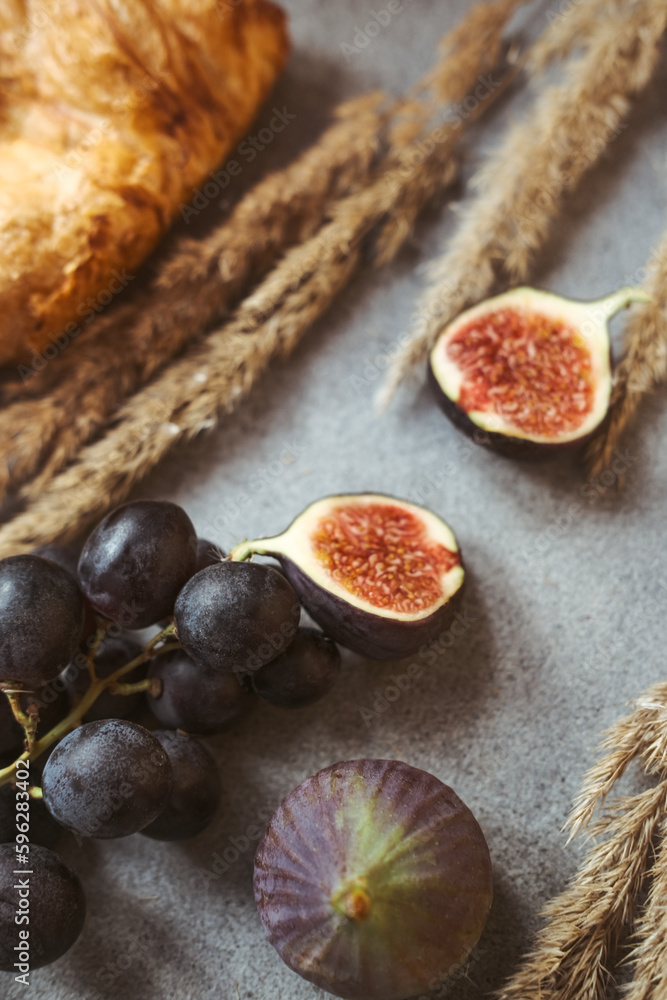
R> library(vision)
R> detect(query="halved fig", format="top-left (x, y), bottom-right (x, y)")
top-left (254, 758), bottom-right (493, 1000)
top-left (429, 285), bottom-right (650, 457)
top-left (230, 494), bottom-right (464, 660)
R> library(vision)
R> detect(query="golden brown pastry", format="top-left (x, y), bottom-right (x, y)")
top-left (0, 0), bottom-right (289, 367)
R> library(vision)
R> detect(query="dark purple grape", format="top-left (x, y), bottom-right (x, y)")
top-left (0, 685), bottom-right (70, 757)
top-left (42, 719), bottom-right (172, 838)
top-left (196, 537), bottom-right (225, 571)
top-left (141, 731), bottom-right (222, 841)
top-left (0, 843), bottom-right (85, 971)
top-left (174, 562), bottom-right (301, 676)
top-left (0, 555), bottom-right (84, 688)
top-left (78, 500), bottom-right (197, 629)
top-left (33, 543), bottom-right (99, 645)
top-left (156, 538), bottom-right (224, 628)
top-left (251, 628), bottom-right (341, 708)
top-left (66, 634), bottom-right (145, 724)
top-left (147, 649), bottom-right (254, 734)
top-left (33, 543), bottom-right (80, 579)
top-left (0, 765), bottom-right (62, 849)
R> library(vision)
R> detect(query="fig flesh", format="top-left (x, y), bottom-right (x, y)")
top-left (254, 758), bottom-right (492, 1000)
top-left (429, 286), bottom-right (650, 457)
top-left (230, 494), bottom-right (464, 659)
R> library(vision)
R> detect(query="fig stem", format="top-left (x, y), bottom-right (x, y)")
top-left (230, 539), bottom-right (271, 562)
top-left (587, 286), bottom-right (652, 322)
top-left (332, 880), bottom-right (372, 922)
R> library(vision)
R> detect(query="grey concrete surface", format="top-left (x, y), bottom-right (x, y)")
top-left (5, 0), bottom-right (667, 997)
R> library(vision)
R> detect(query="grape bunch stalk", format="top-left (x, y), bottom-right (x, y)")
top-left (0, 499), bottom-right (342, 973)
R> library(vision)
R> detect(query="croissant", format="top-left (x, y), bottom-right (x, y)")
top-left (0, 0), bottom-right (289, 367)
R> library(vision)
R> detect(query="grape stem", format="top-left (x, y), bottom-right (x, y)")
top-left (0, 622), bottom-right (180, 788)
top-left (0, 688), bottom-right (39, 753)
top-left (110, 675), bottom-right (165, 698)
top-left (86, 621), bottom-right (111, 682)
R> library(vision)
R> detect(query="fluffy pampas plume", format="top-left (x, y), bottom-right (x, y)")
top-left (381, 0), bottom-right (667, 405)
top-left (498, 681), bottom-right (667, 1000)
top-left (586, 231), bottom-right (667, 477)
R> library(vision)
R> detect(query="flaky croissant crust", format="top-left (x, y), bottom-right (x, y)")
top-left (0, 0), bottom-right (289, 366)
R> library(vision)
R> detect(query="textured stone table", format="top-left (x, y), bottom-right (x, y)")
top-left (6, 1), bottom-right (667, 997)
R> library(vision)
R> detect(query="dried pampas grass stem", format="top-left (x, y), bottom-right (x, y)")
top-left (498, 682), bottom-right (667, 1000)
top-left (586, 232), bottom-right (667, 477)
top-left (527, 0), bottom-right (635, 73)
top-left (498, 782), bottom-right (667, 1000)
top-left (567, 682), bottom-right (667, 837)
top-left (624, 825), bottom-right (667, 1000)
top-left (374, 0), bottom-right (523, 266)
top-left (382, 0), bottom-right (667, 403)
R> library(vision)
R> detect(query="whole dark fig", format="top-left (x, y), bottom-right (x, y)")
top-left (231, 494), bottom-right (464, 660)
top-left (429, 285), bottom-right (649, 458)
top-left (254, 758), bottom-right (492, 1000)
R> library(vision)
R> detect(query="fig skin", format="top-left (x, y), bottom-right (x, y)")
top-left (427, 286), bottom-right (651, 460)
top-left (427, 363), bottom-right (604, 460)
top-left (254, 758), bottom-right (493, 1000)
top-left (277, 554), bottom-right (464, 660)
top-left (230, 494), bottom-right (465, 661)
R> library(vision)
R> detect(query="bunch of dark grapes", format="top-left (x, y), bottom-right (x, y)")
top-left (0, 498), bottom-right (342, 973)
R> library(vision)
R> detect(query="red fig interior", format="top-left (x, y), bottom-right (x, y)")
top-left (429, 287), bottom-right (625, 445)
top-left (232, 495), bottom-right (465, 623)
